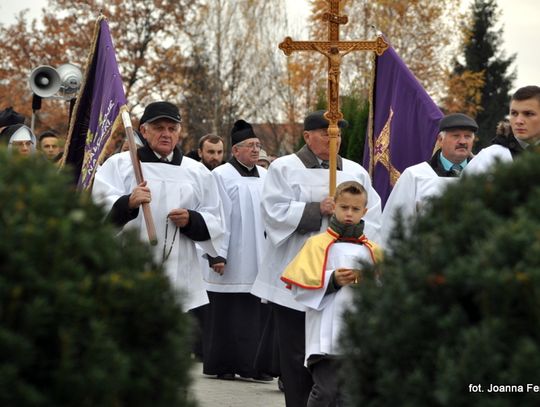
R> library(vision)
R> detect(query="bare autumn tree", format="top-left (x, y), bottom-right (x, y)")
top-left (281, 56), bottom-right (320, 123)
top-left (0, 0), bottom-right (199, 137)
top-left (442, 69), bottom-right (485, 116)
top-left (347, 0), bottom-right (462, 99)
top-left (274, 2), bottom-right (327, 127)
top-left (182, 0), bottom-right (289, 151)
top-left (177, 43), bottom-right (215, 152)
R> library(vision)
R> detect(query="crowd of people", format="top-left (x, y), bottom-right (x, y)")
top-left (0, 107), bottom-right (63, 161)
top-left (2, 84), bottom-right (539, 407)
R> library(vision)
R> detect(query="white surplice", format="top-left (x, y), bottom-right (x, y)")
top-left (250, 153), bottom-right (382, 311)
top-left (204, 163), bottom-right (267, 293)
top-left (290, 241), bottom-right (374, 364)
top-left (380, 161), bottom-right (457, 248)
top-left (462, 144), bottom-right (513, 175)
top-left (92, 151), bottom-right (225, 311)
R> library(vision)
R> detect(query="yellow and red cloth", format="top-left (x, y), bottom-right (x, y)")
top-left (281, 228), bottom-right (381, 290)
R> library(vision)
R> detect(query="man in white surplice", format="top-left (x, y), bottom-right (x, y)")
top-left (92, 101), bottom-right (224, 311)
top-left (380, 113), bottom-right (477, 248)
top-left (250, 110), bottom-right (382, 407)
top-left (201, 119), bottom-right (271, 381)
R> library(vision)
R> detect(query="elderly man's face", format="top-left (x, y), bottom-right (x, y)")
top-left (303, 128), bottom-right (341, 161)
top-left (510, 98), bottom-right (540, 144)
top-left (232, 137), bottom-right (261, 167)
top-left (439, 129), bottom-right (474, 163)
top-left (141, 119), bottom-right (181, 157)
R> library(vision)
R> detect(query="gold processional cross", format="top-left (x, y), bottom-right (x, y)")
top-left (279, 0), bottom-right (389, 195)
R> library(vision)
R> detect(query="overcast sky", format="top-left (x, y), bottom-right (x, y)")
top-left (1, 0), bottom-right (537, 92)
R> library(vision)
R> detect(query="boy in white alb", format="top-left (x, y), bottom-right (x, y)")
top-left (281, 181), bottom-right (382, 407)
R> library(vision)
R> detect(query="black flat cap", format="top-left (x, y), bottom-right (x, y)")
top-left (304, 110), bottom-right (348, 131)
top-left (0, 107), bottom-right (25, 128)
top-left (140, 101), bottom-right (182, 126)
top-left (231, 119), bottom-right (257, 146)
top-left (439, 113), bottom-right (478, 132)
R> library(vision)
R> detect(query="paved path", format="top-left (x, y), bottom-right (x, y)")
top-left (190, 362), bottom-right (285, 407)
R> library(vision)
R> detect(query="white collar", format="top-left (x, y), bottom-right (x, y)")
top-left (236, 158), bottom-right (255, 171)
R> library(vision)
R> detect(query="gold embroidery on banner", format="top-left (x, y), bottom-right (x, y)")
top-left (373, 108), bottom-right (401, 186)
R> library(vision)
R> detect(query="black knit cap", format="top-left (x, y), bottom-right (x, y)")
top-left (304, 110), bottom-right (348, 131)
top-left (140, 101), bottom-right (182, 126)
top-left (0, 107), bottom-right (25, 128)
top-left (231, 119), bottom-right (257, 146)
top-left (439, 113), bottom-right (478, 132)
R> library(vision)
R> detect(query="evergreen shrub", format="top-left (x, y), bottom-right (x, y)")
top-left (0, 151), bottom-right (194, 407)
top-left (342, 152), bottom-right (540, 407)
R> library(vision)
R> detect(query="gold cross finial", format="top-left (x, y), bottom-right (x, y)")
top-left (279, 0), bottom-right (389, 195)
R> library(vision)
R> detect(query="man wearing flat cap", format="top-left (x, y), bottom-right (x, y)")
top-left (464, 85), bottom-right (540, 174)
top-left (92, 101), bottom-right (225, 311)
top-left (202, 119), bottom-right (271, 381)
top-left (251, 110), bottom-right (382, 407)
top-left (380, 112), bottom-right (477, 248)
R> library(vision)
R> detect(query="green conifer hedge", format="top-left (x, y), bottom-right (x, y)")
top-left (0, 152), bottom-right (194, 407)
top-left (342, 152), bottom-right (540, 406)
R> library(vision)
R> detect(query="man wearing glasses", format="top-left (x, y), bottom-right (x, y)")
top-left (202, 120), bottom-right (272, 381)
top-left (2, 124), bottom-right (37, 156)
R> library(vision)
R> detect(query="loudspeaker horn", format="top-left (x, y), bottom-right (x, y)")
top-left (29, 65), bottom-right (61, 98)
top-left (56, 63), bottom-right (82, 99)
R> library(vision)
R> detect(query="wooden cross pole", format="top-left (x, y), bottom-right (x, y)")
top-left (279, 0), bottom-right (389, 195)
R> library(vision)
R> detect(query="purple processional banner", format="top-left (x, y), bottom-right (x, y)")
top-left (362, 45), bottom-right (443, 208)
top-left (62, 17), bottom-right (127, 190)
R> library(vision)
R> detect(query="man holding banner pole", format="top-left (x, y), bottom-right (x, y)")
top-left (92, 101), bottom-right (225, 311)
top-left (59, 16), bottom-right (224, 311)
